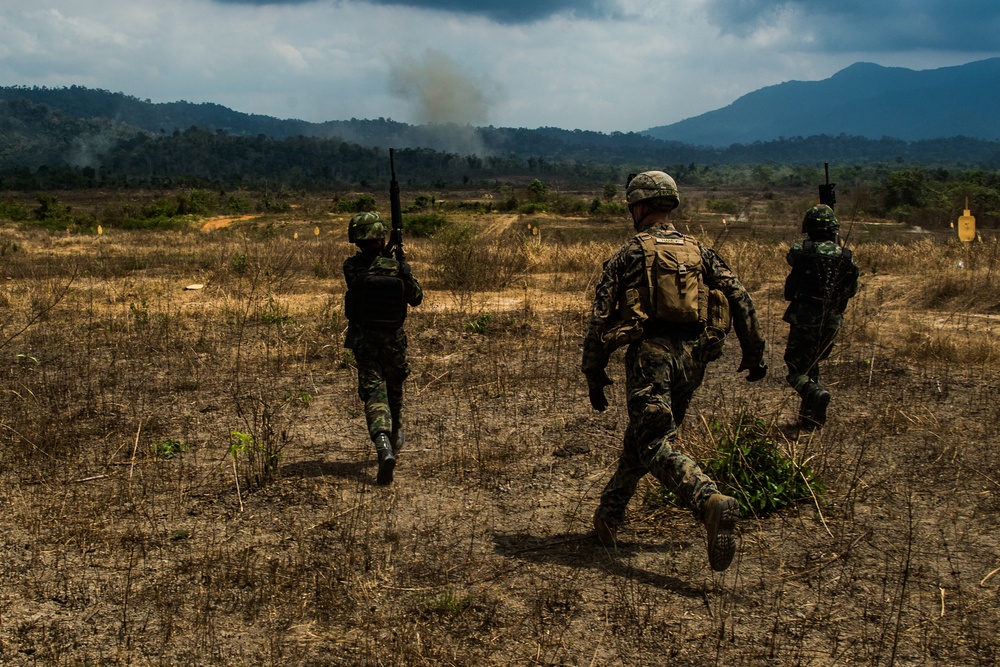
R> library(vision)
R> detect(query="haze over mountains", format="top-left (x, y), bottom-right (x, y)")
top-left (1, 57), bottom-right (1000, 173)
top-left (643, 58), bottom-right (1000, 147)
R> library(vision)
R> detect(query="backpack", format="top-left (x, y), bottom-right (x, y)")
top-left (604, 231), bottom-right (730, 351)
top-left (345, 260), bottom-right (408, 329)
top-left (785, 240), bottom-right (856, 311)
top-left (636, 231), bottom-right (708, 325)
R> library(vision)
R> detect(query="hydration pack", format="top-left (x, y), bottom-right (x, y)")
top-left (345, 264), bottom-right (408, 329)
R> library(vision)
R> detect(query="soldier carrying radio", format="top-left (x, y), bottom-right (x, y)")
top-left (782, 203), bottom-right (858, 430)
top-left (581, 170), bottom-right (767, 572)
top-left (343, 209), bottom-right (423, 485)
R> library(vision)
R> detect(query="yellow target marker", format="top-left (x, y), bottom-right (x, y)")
top-left (957, 198), bottom-right (976, 243)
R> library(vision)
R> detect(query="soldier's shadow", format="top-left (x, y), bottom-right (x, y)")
top-left (282, 459), bottom-right (369, 480)
top-left (492, 531), bottom-right (704, 597)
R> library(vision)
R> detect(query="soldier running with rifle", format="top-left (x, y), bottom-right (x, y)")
top-left (343, 149), bottom-right (422, 484)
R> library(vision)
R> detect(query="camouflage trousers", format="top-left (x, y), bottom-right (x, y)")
top-left (594, 336), bottom-right (720, 531)
top-left (352, 345), bottom-right (410, 441)
top-left (783, 323), bottom-right (840, 398)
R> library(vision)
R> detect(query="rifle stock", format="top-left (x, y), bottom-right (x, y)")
top-left (388, 148), bottom-right (404, 262)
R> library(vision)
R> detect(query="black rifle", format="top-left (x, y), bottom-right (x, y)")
top-left (386, 148), bottom-right (404, 262)
top-left (818, 162), bottom-right (836, 210)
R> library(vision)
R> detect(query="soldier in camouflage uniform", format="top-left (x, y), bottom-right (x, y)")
top-left (343, 212), bottom-right (423, 485)
top-left (582, 171), bottom-right (767, 572)
top-left (783, 204), bottom-right (859, 429)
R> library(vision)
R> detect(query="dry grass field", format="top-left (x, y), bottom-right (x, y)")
top-left (1, 190), bottom-right (998, 666)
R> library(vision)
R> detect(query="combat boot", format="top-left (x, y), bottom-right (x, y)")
top-left (703, 494), bottom-right (739, 572)
top-left (801, 387), bottom-right (831, 430)
top-left (390, 429), bottom-right (404, 455)
top-left (810, 388), bottom-right (831, 428)
top-left (593, 509), bottom-right (617, 547)
top-left (374, 433), bottom-right (396, 485)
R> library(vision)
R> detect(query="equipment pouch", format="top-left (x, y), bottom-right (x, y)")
top-left (706, 289), bottom-right (732, 333)
top-left (695, 325), bottom-right (727, 363)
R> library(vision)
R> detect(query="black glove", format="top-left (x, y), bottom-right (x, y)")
top-left (586, 370), bottom-right (613, 412)
top-left (399, 262), bottom-right (412, 277)
top-left (737, 358), bottom-right (767, 382)
top-left (589, 385), bottom-right (609, 411)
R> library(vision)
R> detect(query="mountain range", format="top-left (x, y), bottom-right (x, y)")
top-left (643, 58), bottom-right (1000, 147)
top-left (2, 57), bottom-right (1000, 174)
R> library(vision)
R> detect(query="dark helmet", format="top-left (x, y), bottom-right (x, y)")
top-left (348, 212), bottom-right (386, 244)
top-left (802, 204), bottom-right (839, 236)
top-left (625, 171), bottom-right (680, 211)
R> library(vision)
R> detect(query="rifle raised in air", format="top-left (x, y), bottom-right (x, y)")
top-left (386, 148), bottom-right (405, 262)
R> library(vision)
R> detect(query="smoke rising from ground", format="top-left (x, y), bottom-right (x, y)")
top-left (388, 48), bottom-right (501, 126)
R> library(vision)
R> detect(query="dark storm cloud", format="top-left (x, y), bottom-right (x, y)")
top-left (214, 0), bottom-right (616, 24)
top-left (705, 0), bottom-right (1000, 51)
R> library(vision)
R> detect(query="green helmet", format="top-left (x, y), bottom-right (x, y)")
top-left (348, 212), bottom-right (386, 243)
top-left (625, 171), bottom-right (680, 210)
top-left (802, 204), bottom-right (839, 236)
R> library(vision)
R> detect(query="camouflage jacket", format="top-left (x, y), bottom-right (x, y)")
top-left (343, 251), bottom-right (423, 350)
top-left (581, 223), bottom-right (765, 379)
top-left (783, 238), bottom-right (859, 327)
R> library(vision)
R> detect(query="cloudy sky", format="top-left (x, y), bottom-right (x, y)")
top-left (2, 0), bottom-right (998, 133)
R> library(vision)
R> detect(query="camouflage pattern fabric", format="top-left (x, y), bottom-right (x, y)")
top-left (582, 223), bottom-right (766, 524)
top-left (355, 345), bottom-right (409, 440)
top-left (782, 238), bottom-right (858, 399)
top-left (343, 251), bottom-right (423, 440)
top-left (594, 336), bottom-right (720, 530)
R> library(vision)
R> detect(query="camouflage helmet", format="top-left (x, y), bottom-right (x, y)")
top-left (802, 204), bottom-right (839, 235)
top-left (348, 212), bottom-right (386, 243)
top-left (625, 171), bottom-right (680, 210)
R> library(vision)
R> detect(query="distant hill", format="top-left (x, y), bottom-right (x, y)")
top-left (644, 58), bottom-right (1000, 147)
top-left (3, 82), bottom-right (1000, 183)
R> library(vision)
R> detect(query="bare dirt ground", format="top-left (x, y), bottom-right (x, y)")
top-left (0, 206), bottom-right (998, 666)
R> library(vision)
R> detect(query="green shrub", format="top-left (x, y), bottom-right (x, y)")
top-left (177, 189), bottom-right (219, 215)
top-left (0, 200), bottom-right (29, 221)
top-left (334, 194), bottom-right (377, 213)
top-left (702, 414), bottom-right (824, 515)
top-left (464, 312), bottom-right (492, 334)
top-left (404, 213), bottom-right (450, 237)
top-left (706, 199), bottom-right (742, 215)
top-left (519, 202), bottom-right (547, 215)
top-left (648, 413), bottom-right (824, 516)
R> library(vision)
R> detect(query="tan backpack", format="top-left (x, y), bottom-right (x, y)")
top-left (603, 232), bottom-right (731, 351)
top-left (636, 232), bottom-right (707, 324)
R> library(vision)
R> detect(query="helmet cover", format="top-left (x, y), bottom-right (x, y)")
top-left (802, 204), bottom-right (839, 235)
top-left (348, 211), bottom-right (387, 243)
top-left (626, 171), bottom-right (680, 210)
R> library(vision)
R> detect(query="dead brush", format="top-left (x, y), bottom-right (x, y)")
top-left (2, 202), bottom-right (1000, 665)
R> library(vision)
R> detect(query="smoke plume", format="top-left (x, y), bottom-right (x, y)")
top-left (388, 48), bottom-right (501, 126)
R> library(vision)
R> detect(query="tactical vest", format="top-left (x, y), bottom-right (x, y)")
top-left (786, 240), bottom-right (855, 310)
top-left (345, 259), bottom-right (408, 329)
